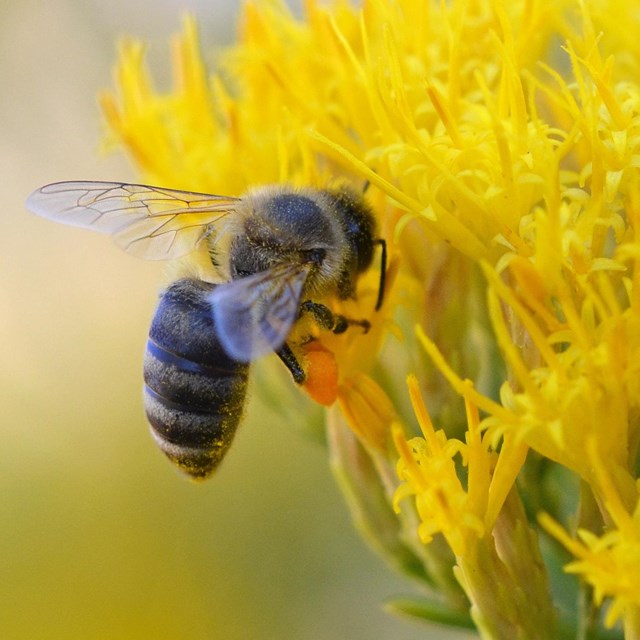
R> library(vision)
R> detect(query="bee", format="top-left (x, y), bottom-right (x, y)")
top-left (26, 181), bottom-right (386, 479)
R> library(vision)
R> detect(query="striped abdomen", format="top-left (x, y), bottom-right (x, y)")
top-left (143, 278), bottom-right (249, 480)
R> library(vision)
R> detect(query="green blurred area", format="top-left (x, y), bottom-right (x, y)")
top-left (0, 1), bottom-right (475, 638)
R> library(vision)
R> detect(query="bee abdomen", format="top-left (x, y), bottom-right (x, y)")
top-left (143, 279), bottom-right (249, 480)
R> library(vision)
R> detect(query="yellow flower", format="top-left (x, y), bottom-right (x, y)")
top-left (393, 377), bottom-right (487, 557)
top-left (540, 432), bottom-right (640, 629)
top-left (392, 377), bottom-right (555, 636)
top-left (99, 0), bottom-right (640, 636)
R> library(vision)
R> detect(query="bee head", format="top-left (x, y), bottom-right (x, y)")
top-left (323, 188), bottom-right (377, 299)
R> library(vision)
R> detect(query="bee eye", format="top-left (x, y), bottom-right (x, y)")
top-left (303, 248), bottom-right (326, 265)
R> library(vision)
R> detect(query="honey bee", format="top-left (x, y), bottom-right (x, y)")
top-left (26, 181), bottom-right (386, 479)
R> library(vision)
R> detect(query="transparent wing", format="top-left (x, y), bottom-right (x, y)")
top-left (26, 181), bottom-right (241, 260)
top-left (208, 264), bottom-right (310, 362)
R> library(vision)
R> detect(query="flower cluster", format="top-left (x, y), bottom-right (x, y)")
top-left (101, 1), bottom-right (640, 637)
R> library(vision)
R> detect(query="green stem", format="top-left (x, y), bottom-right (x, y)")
top-left (456, 488), bottom-right (556, 639)
top-left (625, 606), bottom-right (640, 640)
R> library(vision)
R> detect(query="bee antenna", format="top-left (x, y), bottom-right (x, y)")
top-left (374, 238), bottom-right (387, 311)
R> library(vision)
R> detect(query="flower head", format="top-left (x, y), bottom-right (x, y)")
top-left (393, 377), bottom-right (488, 557)
top-left (101, 1), bottom-right (640, 636)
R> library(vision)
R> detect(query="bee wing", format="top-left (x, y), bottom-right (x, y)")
top-left (208, 264), bottom-right (310, 362)
top-left (26, 181), bottom-right (241, 260)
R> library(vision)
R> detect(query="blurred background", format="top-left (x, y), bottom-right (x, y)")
top-left (1, 1), bottom-right (475, 638)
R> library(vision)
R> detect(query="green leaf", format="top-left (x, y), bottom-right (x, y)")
top-left (385, 595), bottom-right (475, 630)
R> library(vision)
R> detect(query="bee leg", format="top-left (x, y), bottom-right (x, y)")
top-left (276, 343), bottom-right (306, 385)
top-left (299, 300), bottom-right (370, 334)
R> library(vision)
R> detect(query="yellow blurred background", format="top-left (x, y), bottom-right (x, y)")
top-left (1, 1), bottom-right (474, 638)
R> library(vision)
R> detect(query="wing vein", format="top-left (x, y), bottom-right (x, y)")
top-left (26, 180), bottom-right (240, 260)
